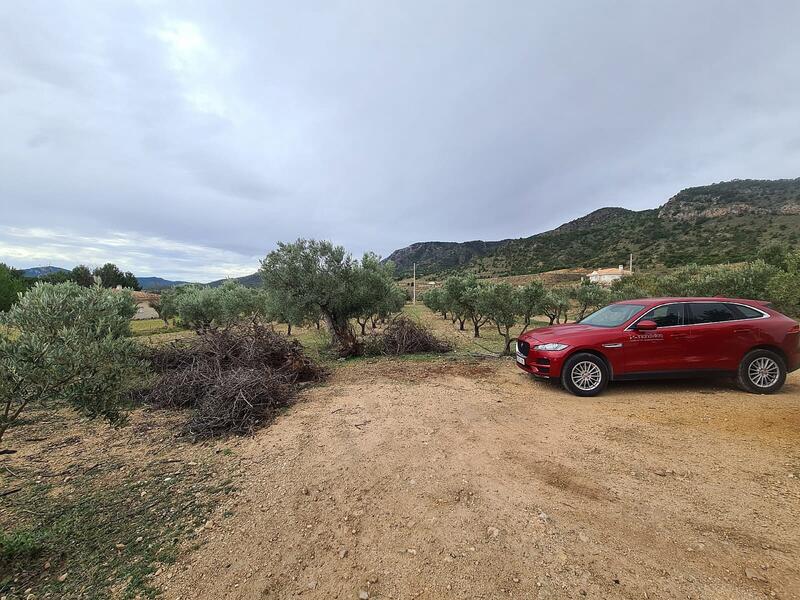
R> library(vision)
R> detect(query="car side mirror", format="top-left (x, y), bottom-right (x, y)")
top-left (636, 320), bottom-right (657, 331)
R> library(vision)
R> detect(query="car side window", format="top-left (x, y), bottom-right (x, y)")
top-left (688, 302), bottom-right (736, 325)
top-left (639, 303), bottom-right (684, 327)
top-left (725, 303), bottom-right (764, 320)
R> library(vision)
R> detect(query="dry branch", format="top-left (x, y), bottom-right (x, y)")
top-left (136, 323), bottom-right (327, 438)
top-left (364, 316), bottom-right (453, 356)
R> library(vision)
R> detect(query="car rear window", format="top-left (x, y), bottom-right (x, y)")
top-left (638, 303), bottom-right (684, 327)
top-left (725, 303), bottom-right (764, 320)
top-left (688, 302), bottom-right (736, 325)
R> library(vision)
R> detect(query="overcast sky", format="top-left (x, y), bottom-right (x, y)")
top-left (1, 1), bottom-right (799, 281)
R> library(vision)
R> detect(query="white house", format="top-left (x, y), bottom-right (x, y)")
top-left (588, 265), bottom-right (631, 285)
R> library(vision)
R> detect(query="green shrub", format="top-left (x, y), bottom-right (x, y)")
top-left (0, 283), bottom-right (145, 444)
top-left (161, 282), bottom-right (266, 332)
top-left (0, 263), bottom-right (28, 312)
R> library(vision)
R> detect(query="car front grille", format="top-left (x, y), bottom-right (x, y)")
top-left (517, 340), bottom-right (530, 356)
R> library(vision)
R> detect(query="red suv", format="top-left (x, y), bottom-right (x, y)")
top-left (516, 298), bottom-right (800, 396)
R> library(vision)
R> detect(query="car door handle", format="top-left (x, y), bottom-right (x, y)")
top-left (672, 332), bottom-right (689, 339)
top-left (734, 328), bottom-right (750, 334)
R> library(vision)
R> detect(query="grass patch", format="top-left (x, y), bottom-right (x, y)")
top-left (0, 530), bottom-right (45, 561)
top-left (130, 319), bottom-right (185, 337)
top-left (129, 304), bottom-right (551, 363)
top-left (276, 304), bottom-right (549, 360)
top-left (402, 303), bottom-right (549, 356)
top-left (0, 458), bottom-right (234, 599)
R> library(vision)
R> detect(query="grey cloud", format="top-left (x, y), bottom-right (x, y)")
top-left (1, 1), bottom-right (799, 280)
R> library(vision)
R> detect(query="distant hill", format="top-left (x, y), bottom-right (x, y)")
top-left (137, 276), bottom-right (191, 290)
top-left (382, 240), bottom-right (506, 277)
top-left (385, 178), bottom-right (800, 277)
top-left (20, 267), bottom-right (190, 289)
top-left (22, 266), bottom-right (69, 278)
top-left (207, 272), bottom-right (262, 288)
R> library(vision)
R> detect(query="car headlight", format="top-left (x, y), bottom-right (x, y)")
top-left (533, 343), bottom-right (568, 351)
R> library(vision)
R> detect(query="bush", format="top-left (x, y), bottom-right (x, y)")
top-left (138, 323), bottom-right (327, 438)
top-left (162, 282), bottom-right (266, 332)
top-left (363, 317), bottom-right (452, 356)
top-left (0, 283), bottom-right (144, 445)
top-left (767, 250), bottom-right (800, 315)
top-left (0, 263), bottom-right (28, 312)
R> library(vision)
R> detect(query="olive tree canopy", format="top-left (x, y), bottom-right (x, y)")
top-left (0, 283), bottom-right (144, 446)
top-left (260, 239), bottom-right (404, 355)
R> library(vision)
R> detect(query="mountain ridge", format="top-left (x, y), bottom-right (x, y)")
top-left (385, 178), bottom-right (800, 277)
top-left (15, 178), bottom-right (800, 287)
top-left (22, 266), bottom-right (69, 278)
top-left (20, 267), bottom-right (191, 290)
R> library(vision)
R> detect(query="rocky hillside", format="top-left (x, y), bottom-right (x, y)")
top-left (386, 178), bottom-right (800, 277)
top-left (552, 207), bottom-right (634, 234)
top-left (382, 240), bottom-right (506, 276)
top-left (207, 272), bottom-right (263, 288)
top-left (22, 266), bottom-right (69, 278)
top-left (658, 178), bottom-right (800, 221)
top-left (137, 276), bottom-right (190, 290)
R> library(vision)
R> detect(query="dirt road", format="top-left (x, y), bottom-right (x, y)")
top-left (161, 359), bottom-right (800, 599)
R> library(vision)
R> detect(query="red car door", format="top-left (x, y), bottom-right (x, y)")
top-left (685, 302), bottom-right (750, 371)
top-left (623, 302), bottom-right (692, 374)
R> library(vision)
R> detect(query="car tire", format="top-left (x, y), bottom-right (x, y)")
top-left (561, 353), bottom-right (609, 397)
top-left (736, 349), bottom-right (786, 394)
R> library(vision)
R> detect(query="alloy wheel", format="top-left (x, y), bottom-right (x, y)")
top-left (571, 360), bottom-right (602, 391)
top-left (748, 357), bottom-right (780, 389)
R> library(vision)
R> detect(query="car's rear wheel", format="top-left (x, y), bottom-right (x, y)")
top-left (737, 349), bottom-right (786, 394)
top-left (561, 353), bottom-right (609, 397)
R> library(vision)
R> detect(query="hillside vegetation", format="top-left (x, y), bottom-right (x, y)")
top-left (386, 178), bottom-right (800, 277)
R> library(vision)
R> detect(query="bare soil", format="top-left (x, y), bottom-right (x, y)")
top-left (158, 359), bottom-right (800, 600)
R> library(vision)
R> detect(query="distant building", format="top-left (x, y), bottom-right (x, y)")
top-left (587, 265), bottom-right (631, 285)
top-left (128, 291), bottom-right (159, 320)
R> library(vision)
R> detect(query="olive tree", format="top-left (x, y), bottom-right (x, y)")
top-left (373, 283), bottom-right (406, 328)
top-left (650, 261), bottom-right (778, 299)
top-left (422, 288), bottom-right (447, 319)
top-left (477, 283), bottom-right (520, 355)
top-left (609, 275), bottom-right (651, 301)
top-left (264, 286), bottom-right (314, 335)
top-left (260, 240), bottom-right (402, 356)
top-left (460, 275), bottom-right (491, 338)
top-left (442, 276), bottom-right (468, 331)
top-left (166, 282), bottom-right (265, 332)
top-left (573, 280), bottom-right (611, 321)
top-left (541, 288), bottom-right (570, 324)
top-left (516, 280), bottom-right (545, 335)
top-left (0, 283), bottom-right (144, 446)
top-left (353, 254), bottom-right (404, 335)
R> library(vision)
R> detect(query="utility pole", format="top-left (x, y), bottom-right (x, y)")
top-left (412, 263), bottom-right (416, 305)
top-left (629, 253), bottom-right (633, 273)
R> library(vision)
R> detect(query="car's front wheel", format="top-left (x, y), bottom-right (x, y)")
top-left (561, 353), bottom-right (609, 397)
top-left (737, 349), bottom-right (786, 394)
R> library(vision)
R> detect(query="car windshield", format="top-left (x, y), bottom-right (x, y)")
top-left (580, 303), bottom-right (645, 328)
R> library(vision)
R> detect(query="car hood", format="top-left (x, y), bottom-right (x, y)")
top-left (520, 324), bottom-right (605, 344)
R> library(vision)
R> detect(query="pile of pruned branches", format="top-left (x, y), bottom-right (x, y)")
top-left (363, 316), bottom-right (453, 356)
top-left (138, 323), bottom-right (327, 438)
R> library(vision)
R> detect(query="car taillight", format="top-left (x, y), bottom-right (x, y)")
top-left (790, 324), bottom-right (800, 334)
